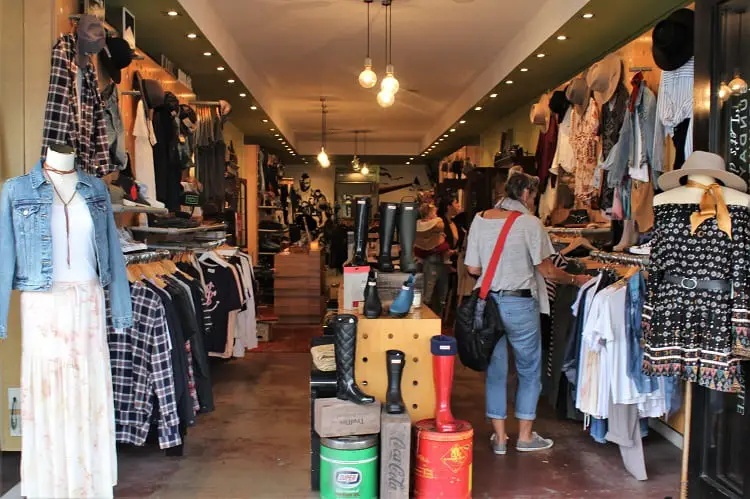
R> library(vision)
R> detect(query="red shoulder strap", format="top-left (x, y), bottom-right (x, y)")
top-left (479, 211), bottom-right (522, 300)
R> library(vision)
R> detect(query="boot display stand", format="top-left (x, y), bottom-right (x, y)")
top-left (274, 248), bottom-right (326, 324)
top-left (338, 306), bottom-right (441, 423)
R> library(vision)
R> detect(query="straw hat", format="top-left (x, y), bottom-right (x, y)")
top-left (565, 77), bottom-right (590, 117)
top-left (586, 54), bottom-right (622, 106)
top-left (529, 93), bottom-right (552, 133)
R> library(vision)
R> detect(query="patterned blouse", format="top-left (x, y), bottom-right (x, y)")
top-left (570, 98), bottom-right (601, 204)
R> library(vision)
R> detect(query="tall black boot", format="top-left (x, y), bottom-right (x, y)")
top-left (385, 350), bottom-right (406, 414)
top-left (398, 202), bottom-right (418, 273)
top-left (378, 202), bottom-right (398, 272)
top-left (351, 197), bottom-right (370, 266)
top-left (332, 314), bottom-right (375, 404)
top-left (363, 269), bottom-right (382, 319)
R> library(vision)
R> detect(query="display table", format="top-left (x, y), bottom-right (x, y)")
top-left (339, 307), bottom-right (441, 423)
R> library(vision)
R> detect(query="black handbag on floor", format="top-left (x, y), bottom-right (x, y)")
top-left (455, 211), bottom-right (521, 371)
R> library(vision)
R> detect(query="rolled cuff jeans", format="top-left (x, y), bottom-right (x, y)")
top-left (486, 295), bottom-right (542, 421)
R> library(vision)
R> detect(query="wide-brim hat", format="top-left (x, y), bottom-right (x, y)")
top-left (529, 93), bottom-right (551, 133)
top-left (98, 37), bottom-right (136, 84)
top-left (652, 8), bottom-right (694, 71)
top-left (658, 151), bottom-right (747, 192)
top-left (549, 88), bottom-right (570, 119)
top-left (566, 77), bottom-right (590, 117)
top-left (586, 54), bottom-right (622, 106)
top-left (133, 71), bottom-right (165, 111)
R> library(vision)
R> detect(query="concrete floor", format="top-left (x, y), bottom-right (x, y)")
top-left (110, 347), bottom-right (681, 498)
top-left (1, 343), bottom-right (681, 498)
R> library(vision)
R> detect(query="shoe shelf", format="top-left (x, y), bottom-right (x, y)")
top-left (345, 306), bottom-right (441, 424)
top-left (112, 205), bottom-right (169, 215)
top-left (130, 223), bottom-right (227, 235)
top-left (146, 238), bottom-right (228, 251)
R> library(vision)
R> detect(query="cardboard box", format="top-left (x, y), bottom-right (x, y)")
top-left (343, 265), bottom-right (370, 310)
top-left (314, 398), bottom-right (381, 438)
top-left (257, 322), bottom-right (273, 342)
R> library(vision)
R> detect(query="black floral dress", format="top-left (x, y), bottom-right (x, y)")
top-left (642, 203), bottom-right (749, 392)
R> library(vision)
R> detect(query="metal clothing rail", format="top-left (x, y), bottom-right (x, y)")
top-left (545, 226), bottom-right (611, 236)
top-left (589, 250), bottom-right (649, 267)
top-left (124, 249), bottom-right (171, 265)
top-left (190, 101), bottom-right (221, 106)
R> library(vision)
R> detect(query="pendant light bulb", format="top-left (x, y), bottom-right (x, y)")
top-left (361, 164), bottom-right (370, 176)
top-left (730, 75), bottom-right (748, 94)
top-left (318, 147), bottom-right (330, 168)
top-left (381, 64), bottom-right (400, 95)
top-left (720, 81), bottom-right (733, 101)
top-left (377, 89), bottom-right (395, 108)
top-left (359, 59), bottom-right (377, 89)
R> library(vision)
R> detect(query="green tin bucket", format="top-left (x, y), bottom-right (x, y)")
top-left (320, 434), bottom-right (378, 499)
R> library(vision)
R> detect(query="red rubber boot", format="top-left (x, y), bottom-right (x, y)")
top-left (432, 335), bottom-right (458, 433)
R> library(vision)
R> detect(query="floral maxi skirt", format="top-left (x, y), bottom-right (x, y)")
top-left (20, 281), bottom-right (117, 499)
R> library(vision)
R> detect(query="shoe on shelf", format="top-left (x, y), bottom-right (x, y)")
top-left (389, 274), bottom-right (416, 318)
top-left (629, 239), bottom-right (653, 255)
top-left (118, 227), bottom-right (147, 254)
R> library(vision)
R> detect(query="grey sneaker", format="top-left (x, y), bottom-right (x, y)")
top-left (490, 433), bottom-right (508, 455)
top-left (516, 432), bottom-right (554, 452)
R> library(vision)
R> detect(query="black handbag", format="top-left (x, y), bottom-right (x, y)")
top-left (455, 211), bottom-right (521, 371)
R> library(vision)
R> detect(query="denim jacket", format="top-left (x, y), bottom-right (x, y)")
top-left (102, 84), bottom-right (128, 171)
top-left (0, 161), bottom-right (133, 337)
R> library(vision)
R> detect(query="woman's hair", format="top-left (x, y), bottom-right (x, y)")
top-left (436, 193), bottom-right (457, 218)
top-left (505, 172), bottom-right (540, 201)
top-left (419, 202), bottom-right (437, 219)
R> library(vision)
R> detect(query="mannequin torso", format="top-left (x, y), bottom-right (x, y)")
top-left (45, 146), bottom-right (82, 205)
top-left (654, 174), bottom-right (750, 207)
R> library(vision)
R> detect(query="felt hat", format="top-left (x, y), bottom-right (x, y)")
top-left (658, 151), bottom-right (747, 192)
top-left (75, 15), bottom-right (106, 68)
top-left (549, 89), bottom-right (570, 119)
top-left (98, 36), bottom-right (136, 84)
top-left (565, 77), bottom-right (591, 117)
top-left (652, 8), bottom-right (694, 71)
top-left (586, 54), bottom-right (623, 106)
top-left (529, 93), bottom-right (552, 133)
top-left (133, 71), bottom-right (165, 111)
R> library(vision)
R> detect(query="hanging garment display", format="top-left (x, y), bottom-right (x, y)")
top-left (570, 96), bottom-right (601, 205)
top-left (152, 92), bottom-right (183, 212)
top-left (41, 33), bottom-right (112, 176)
top-left (643, 152), bottom-right (749, 392)
top-left (531, 94), bottom-right (558, 186)
top-left (653, 58), bottom-right (694, 173)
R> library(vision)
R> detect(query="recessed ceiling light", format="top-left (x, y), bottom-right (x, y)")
top-left (505, 80), bottom-right (513, 85)
top-left (490, 93), bottom-right (498, 98)
top-left (433, 142), bottom-right (439, 145)
top-left (250, 106), bottom-right (258, 110)
top-left (421, 153), bottom-right (427, 156)
top-left (239, 93), bottom-right (247, 98)
top-left (459, 120), bottom-right (467, 124)
top-left (187, 33), bottom-right (198, 39)
top-left (270, 128), bottom-right (275, 131)
top-left (274, 134), bottom-right (280, 137)
top-left (439, 139), bottom-right (444, 142)
top-left (409, 157), bottom-right (414, 160)
top-left (227, 79), bottom-right (235, 83)
top-left (557, 35), bottom-right (568, 41)
top-left (582, 13), bottom-right (594, 19)
top-left (443, 134), bottom-right (449, 138)
top-left (405, 161), bottom-right (410, 165)
top-left (167, 10), bottom-right (179, 17)
top-left (203, 52), bottom-right (212, 57)
top-left (536, 53), bottom-right (545, 58)
top-left (217, 66), bottom-right (225, 71)
top-left (262, 119), bottom-right (268, 123)
top-left (520, 68), bottom-right (529, 72)
top-left (449, 128), bottom-right (456, 132)
top-left (474, 106), bottom-right (483, 111)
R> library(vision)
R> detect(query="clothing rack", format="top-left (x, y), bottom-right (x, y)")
top-left (191, 101), bottom-right (221, 106)
top-left (146, 238), bottom-right (228, 251)
top-left (121, 90), bottom-right (142, 96)
top-left (545, 226), bottom-right (611, 236)
top-left (124, 249), bottom-right (171, 265)
top-left (589, 250), bottom-right (649, 267)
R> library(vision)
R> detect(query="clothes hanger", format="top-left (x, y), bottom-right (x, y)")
top-left (199, 249), bottom-right (230, 267)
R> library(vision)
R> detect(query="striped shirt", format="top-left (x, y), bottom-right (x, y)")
top-left (653, 57), bottom-right (694, 172)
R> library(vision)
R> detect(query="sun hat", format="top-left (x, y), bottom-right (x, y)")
top-left (586, 54), bottom-right (622, 106)
top-left (658, 151), bottom-right (747, 192)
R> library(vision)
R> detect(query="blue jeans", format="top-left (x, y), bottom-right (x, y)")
top-left (486, 295), bottom-right (542, 421)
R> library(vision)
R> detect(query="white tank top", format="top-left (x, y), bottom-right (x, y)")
top-left (51, 195), bottom-right (98, 282)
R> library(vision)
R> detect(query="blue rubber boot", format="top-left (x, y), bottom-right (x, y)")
top-left (389, 274), bottom-right (416, 318)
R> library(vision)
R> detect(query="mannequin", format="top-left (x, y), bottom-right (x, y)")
top-left (45, 144), bottom-right (78, 201)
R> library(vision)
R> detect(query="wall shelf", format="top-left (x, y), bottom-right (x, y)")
top-left (130, 223), bottom-right (226, 235)
top-left (112, 205), bottom-right (169, 215)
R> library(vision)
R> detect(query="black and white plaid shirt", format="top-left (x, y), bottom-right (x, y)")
top-left (108, 282), bottom-right (182, 449)
top-left (41, 34), bottom-right (112, 176)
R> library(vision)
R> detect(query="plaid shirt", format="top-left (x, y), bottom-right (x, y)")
top-left (42, 34), bottom-right (112, 176)
top-left (108, 282), bottom-right (182, 449)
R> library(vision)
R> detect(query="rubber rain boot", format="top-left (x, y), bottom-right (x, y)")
top-left (352, 197), bottom-right (371, 266)
top-left (398, 202), bottom-right (418, 273)
top-left (385, 350), bottom-right (407, 414)
top-left (332, 314), bottom-right (375, 404)
top-left (432, 335), bottom-right (458, 432)
top-left (378, 202), bottom-right (399, 272)
top-left (363, 269), bottom-right (382, 319)
top-left (389, 274), bottom-right (415, 318)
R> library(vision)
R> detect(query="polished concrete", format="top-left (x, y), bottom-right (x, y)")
top-left (1, 332), bottom-right (681, 498)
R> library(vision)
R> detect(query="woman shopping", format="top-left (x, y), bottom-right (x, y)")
top-left (464, 172), bottom-right (590, 455)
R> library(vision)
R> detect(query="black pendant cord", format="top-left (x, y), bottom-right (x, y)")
top-left (388, 3), bottom-right (392, 67)
top-left (48, 179), bottom-right (77, 268)
top-left (366, 1), bottom-right (371, 59)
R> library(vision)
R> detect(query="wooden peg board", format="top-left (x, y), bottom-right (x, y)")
top-left (351, 307), bottom-right (441, 423)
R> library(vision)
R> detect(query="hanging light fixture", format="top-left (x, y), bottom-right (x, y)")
top-left (352, 131), bottom-right (362, 171)
top-left (380, 0), bottom-right (399, 96)
top-left (317, 98), bottom-right (331, 168)
top-left (358, 0), bottom-right (378, 88)
top-left (730, 10), bottom-right (748, 94)
top-left (361, 132), bottom-right (370, 175)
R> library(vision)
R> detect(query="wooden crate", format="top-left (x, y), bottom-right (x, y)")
top-left (274, 249), bottom-right (325, 324)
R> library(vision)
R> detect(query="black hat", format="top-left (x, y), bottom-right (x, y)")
top-left (652, 8), bottom-right (694, 71)
top-left (98, 37), bottom-right (135, 84)
top-left (133, 71), bottom-right (165, 110)
top-left (548, 88), bottom-right (570, 119)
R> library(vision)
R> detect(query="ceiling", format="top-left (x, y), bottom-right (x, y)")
top-left (109, 0), bottom-right (688, 165)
